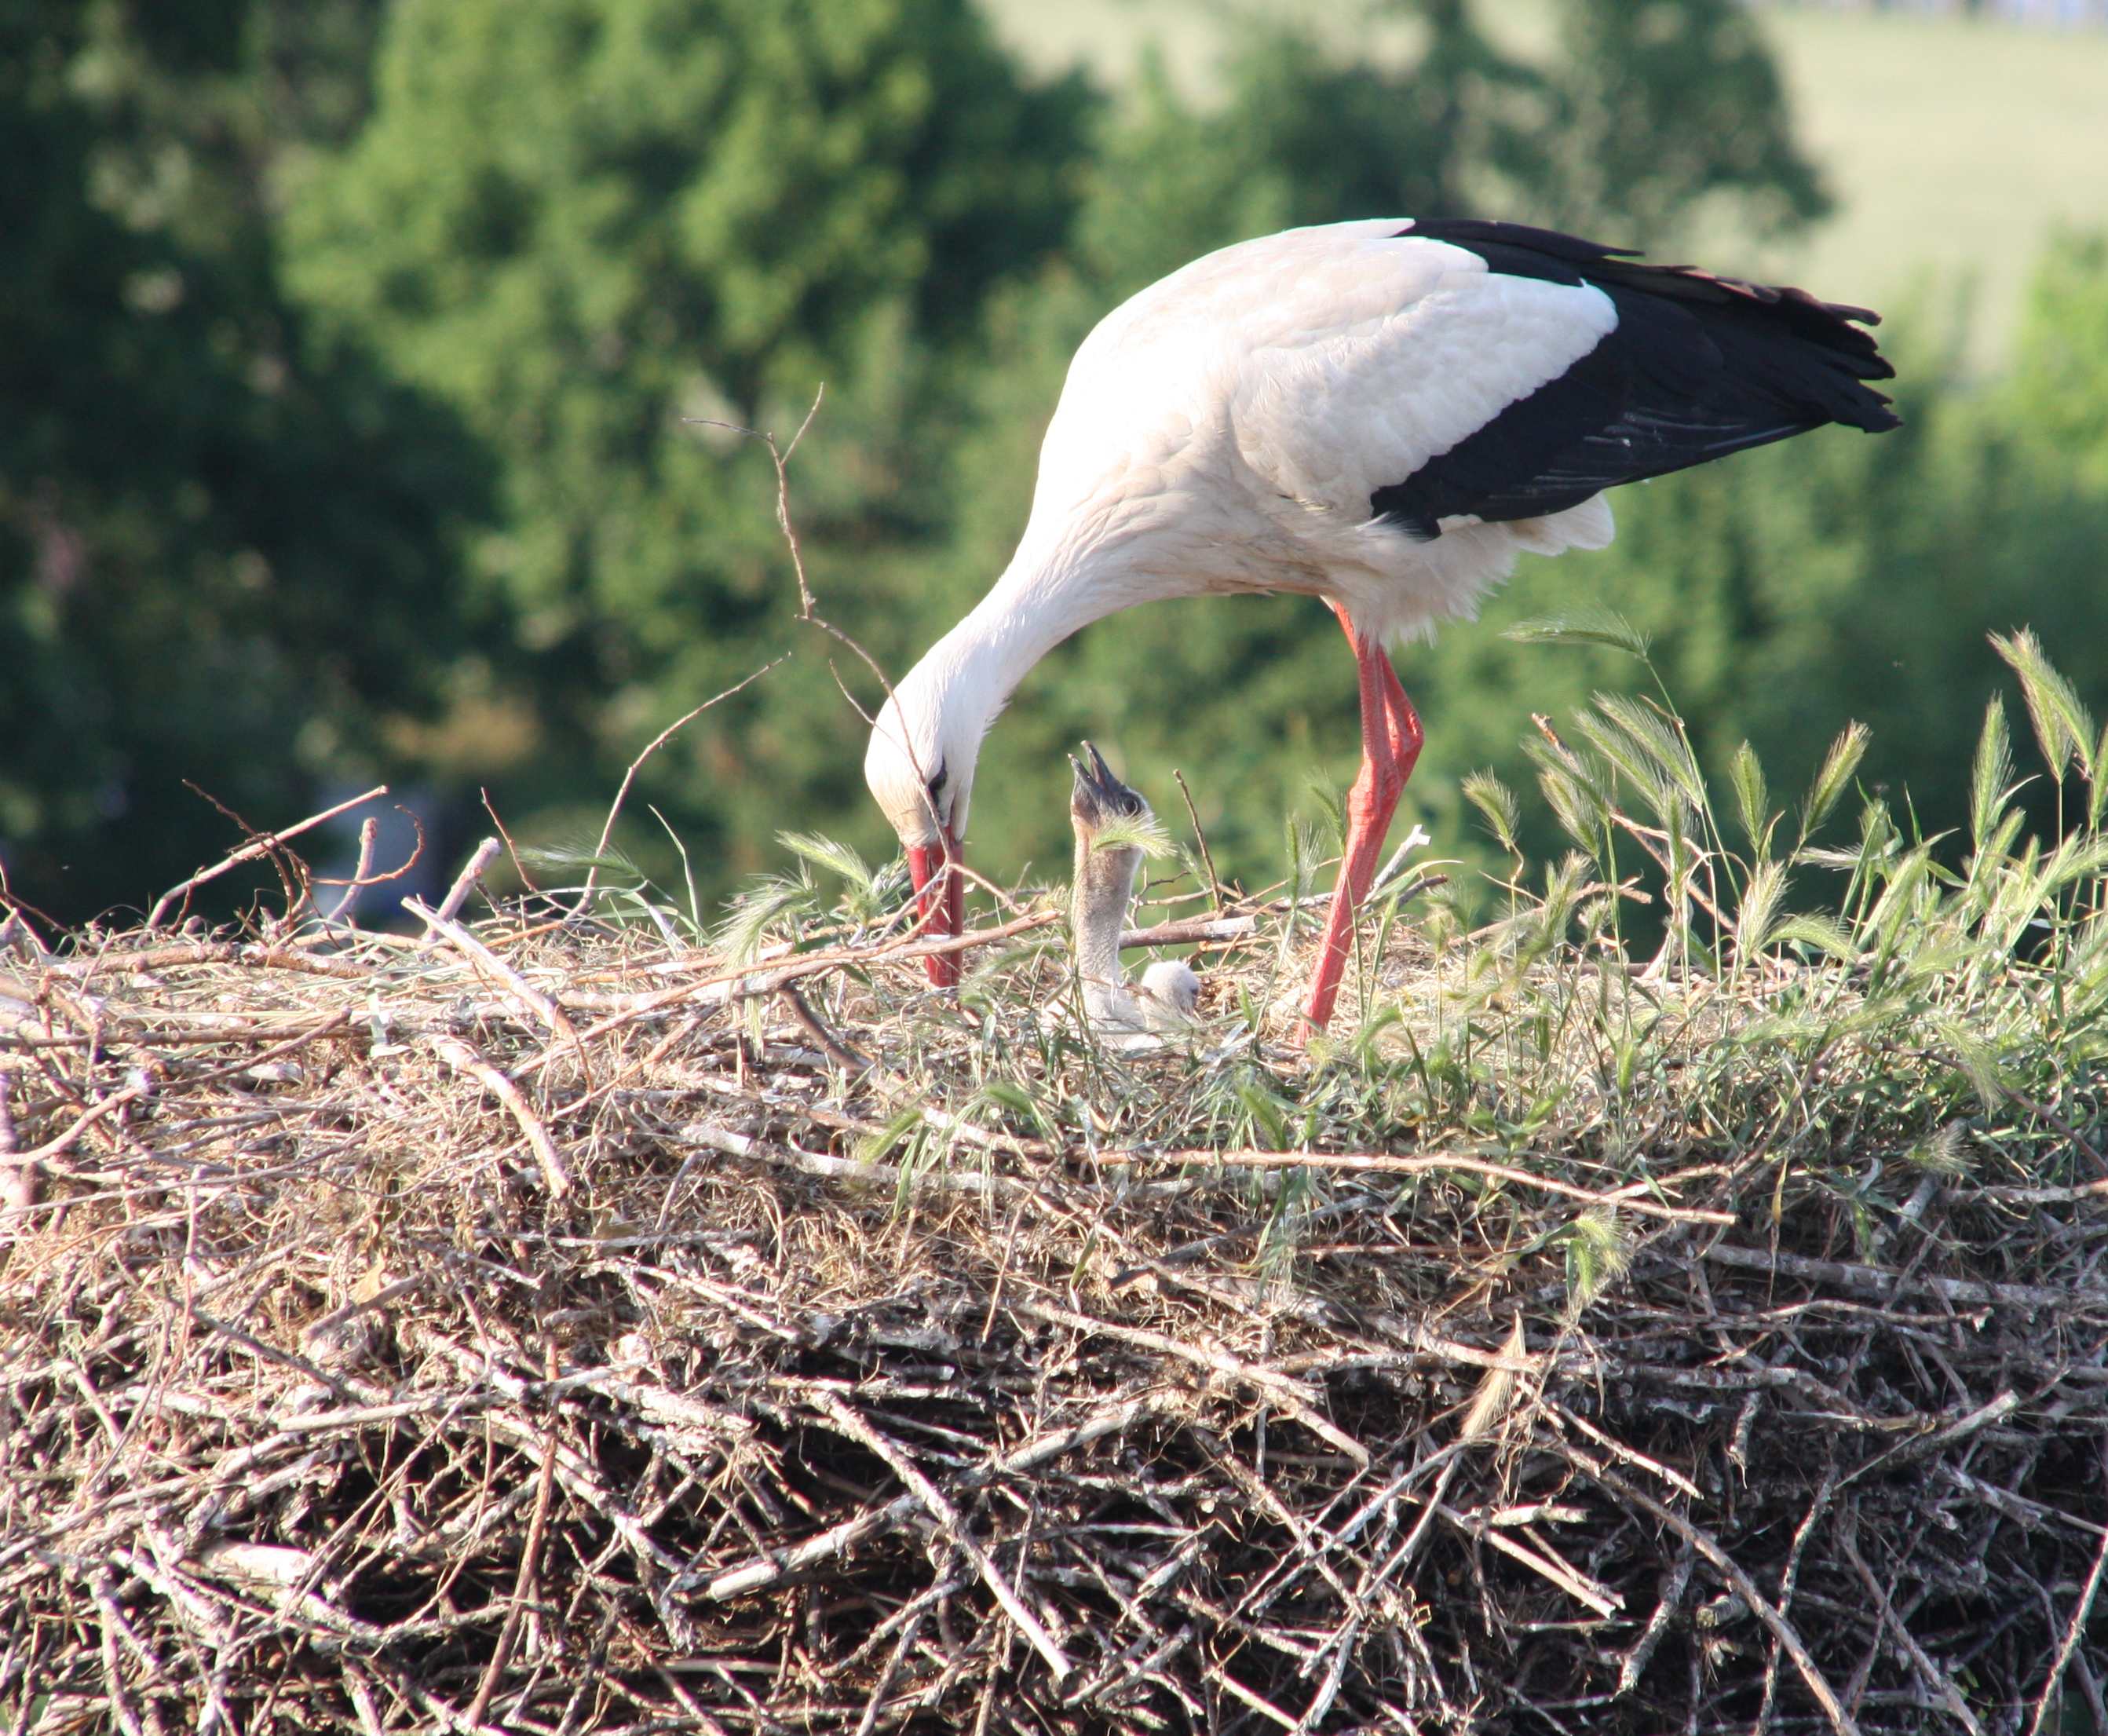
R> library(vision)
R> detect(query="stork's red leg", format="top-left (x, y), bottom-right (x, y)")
top-left (1302, 605), bottom-right (1423, 1034)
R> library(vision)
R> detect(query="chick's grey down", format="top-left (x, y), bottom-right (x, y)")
top-left (1068, 744), bottom-right (1199, 1037)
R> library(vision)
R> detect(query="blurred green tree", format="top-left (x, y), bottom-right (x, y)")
top-left (2004, 229), bottom-right (2108, 494)
top-left (286, 0), bottom-right (1097, 882)
top-left (1529, 0), bottom-right (1829, 244)
top-left (0, 0), bottom-right (491, 923)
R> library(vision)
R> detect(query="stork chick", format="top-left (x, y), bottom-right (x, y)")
top-left (1069, 743), bottom-right (1200, 1039)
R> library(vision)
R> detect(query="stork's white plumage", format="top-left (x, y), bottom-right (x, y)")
top-left (865, 217), bottom-right (1898, 1032)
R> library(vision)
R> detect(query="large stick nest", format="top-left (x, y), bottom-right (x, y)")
top-left (2, 904), bottom-right (2104, 1735)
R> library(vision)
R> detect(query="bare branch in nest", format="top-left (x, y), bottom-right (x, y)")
top-left (146, 784), bottom-right (386, 930)
top-left (693, 388), bottom-right (950, 839)
top-left (1704, 1240), bottom-right (2084, 1310)
top-left (812, 1390), bottom-right (1074, 1687)
top-left (433, 836), bottom-right (504, 924)
top-left (1172, 767), bottom-right (1227, 914)
top-left (778, 985), bottom-right (871, 1073)
top-left (572, 653), bottom-right (790, 916)
top-left (1120, 872), bottom-right (1444, 949)
top-left (404, 897), bottom-right (575, 1047)
top-left (2029, 1459), bottom-right (2108, 1736)
top-left (479, 789), bottom-right (536, 897)
top-left (0, 1065), bottom-right (35, 1233)
top-left (466, 1348), bottom-right (562, 1729)
top-left (1094, 1147), bottom-right (1732, 1225)
top-left (1558, 1437), bottom-right (1862, 1736)
top-left (321, 818), bottom-right (378, 924)
top-left (316, 806), bottom-right (425, 930)
top-left (430, 1033), bottom-right (573, 1199)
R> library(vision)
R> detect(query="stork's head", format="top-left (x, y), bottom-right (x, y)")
top-left (864, 657), bottom-right (985, 988)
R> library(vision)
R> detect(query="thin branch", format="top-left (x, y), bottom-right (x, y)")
top-left (1704, 1241), bottom-right (2084, 1310)
top-left (2028, 1452), bottom-right (2108, 1736)
top-left (322, 819), bottom-right (378, 924)
top-left (431, 1035), bottom-right (573, 1199)
top-left (480, 789), bottom-right (539, 897)
top-left (466, 1352), bottom-right (561, 1728)
top-left (572, 654), bottom-right (789, 916)
top-left (1839, 1518), bottom-right (1984, 1736)
top-left (702, 1397), bottom-right (1160, 1603)
top-left (696, 389), bottom-right (945, 833)
top-left (0, 1065), bottom-right (34, 1232)
top-left (1172, 769), bottom-right (1226, 914)
top-left (146, 785), bottom-right (387, 930)
top-left (434, 838), bottom-right (503, 925)
top-left (778, 986), bottom-right (871, 1073)
top-left (1092, 1148), bottom-right (1732, 1225)
top-left (1559, 1439), bottom-right (1862, 1736)
top-left (403, 897), bottom-right (576, 1047)
top-left (809, 1392), bottom-right (1073, 1687)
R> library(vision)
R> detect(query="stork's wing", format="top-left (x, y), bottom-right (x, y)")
top-left (1193, 219), bottom-right (1898, 543)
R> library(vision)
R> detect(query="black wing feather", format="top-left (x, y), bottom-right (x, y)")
top-left (1371, 218), bottom-right (1899, 541)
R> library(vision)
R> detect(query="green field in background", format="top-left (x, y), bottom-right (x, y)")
top-left (985, 0), bottom-right (2108, 372)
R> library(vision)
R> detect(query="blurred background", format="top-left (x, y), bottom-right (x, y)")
top-left (5, 0), bottom-right (2107, 929)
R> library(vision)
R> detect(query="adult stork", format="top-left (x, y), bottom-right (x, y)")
top-left (864, 217), bottom-right (1898, 1031)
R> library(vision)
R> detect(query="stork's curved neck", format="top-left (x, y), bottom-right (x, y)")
top-left (897, 491), bottom-right (1180, 852)
top-left (897, 535), bottom-right (1146, 847)
top-left (953, 534), bottom-right (1136, 700)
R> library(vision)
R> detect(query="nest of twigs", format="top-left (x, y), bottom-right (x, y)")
top-left (2, 883), bottom-right (2105, 1736)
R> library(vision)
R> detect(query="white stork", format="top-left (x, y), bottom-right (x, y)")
top-left (864, 217), bottom-right (1898, 1032)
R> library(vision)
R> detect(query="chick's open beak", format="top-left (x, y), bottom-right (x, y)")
top-left (906, 825), bottom-right (964, 988)
top-left (1069, 741), bottom-right (1141, 831)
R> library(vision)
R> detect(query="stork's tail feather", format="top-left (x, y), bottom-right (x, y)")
top-left (1404, 216), bottom-right (1899, 433)
top-left (1372, 217), bottom-right (1901, 538)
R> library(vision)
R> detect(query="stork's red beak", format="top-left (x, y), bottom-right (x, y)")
top-left (906, 827), bottom-right (964, 988)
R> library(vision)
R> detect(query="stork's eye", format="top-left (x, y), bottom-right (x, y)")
top-left (925, 762), bottom-right (948, 801)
